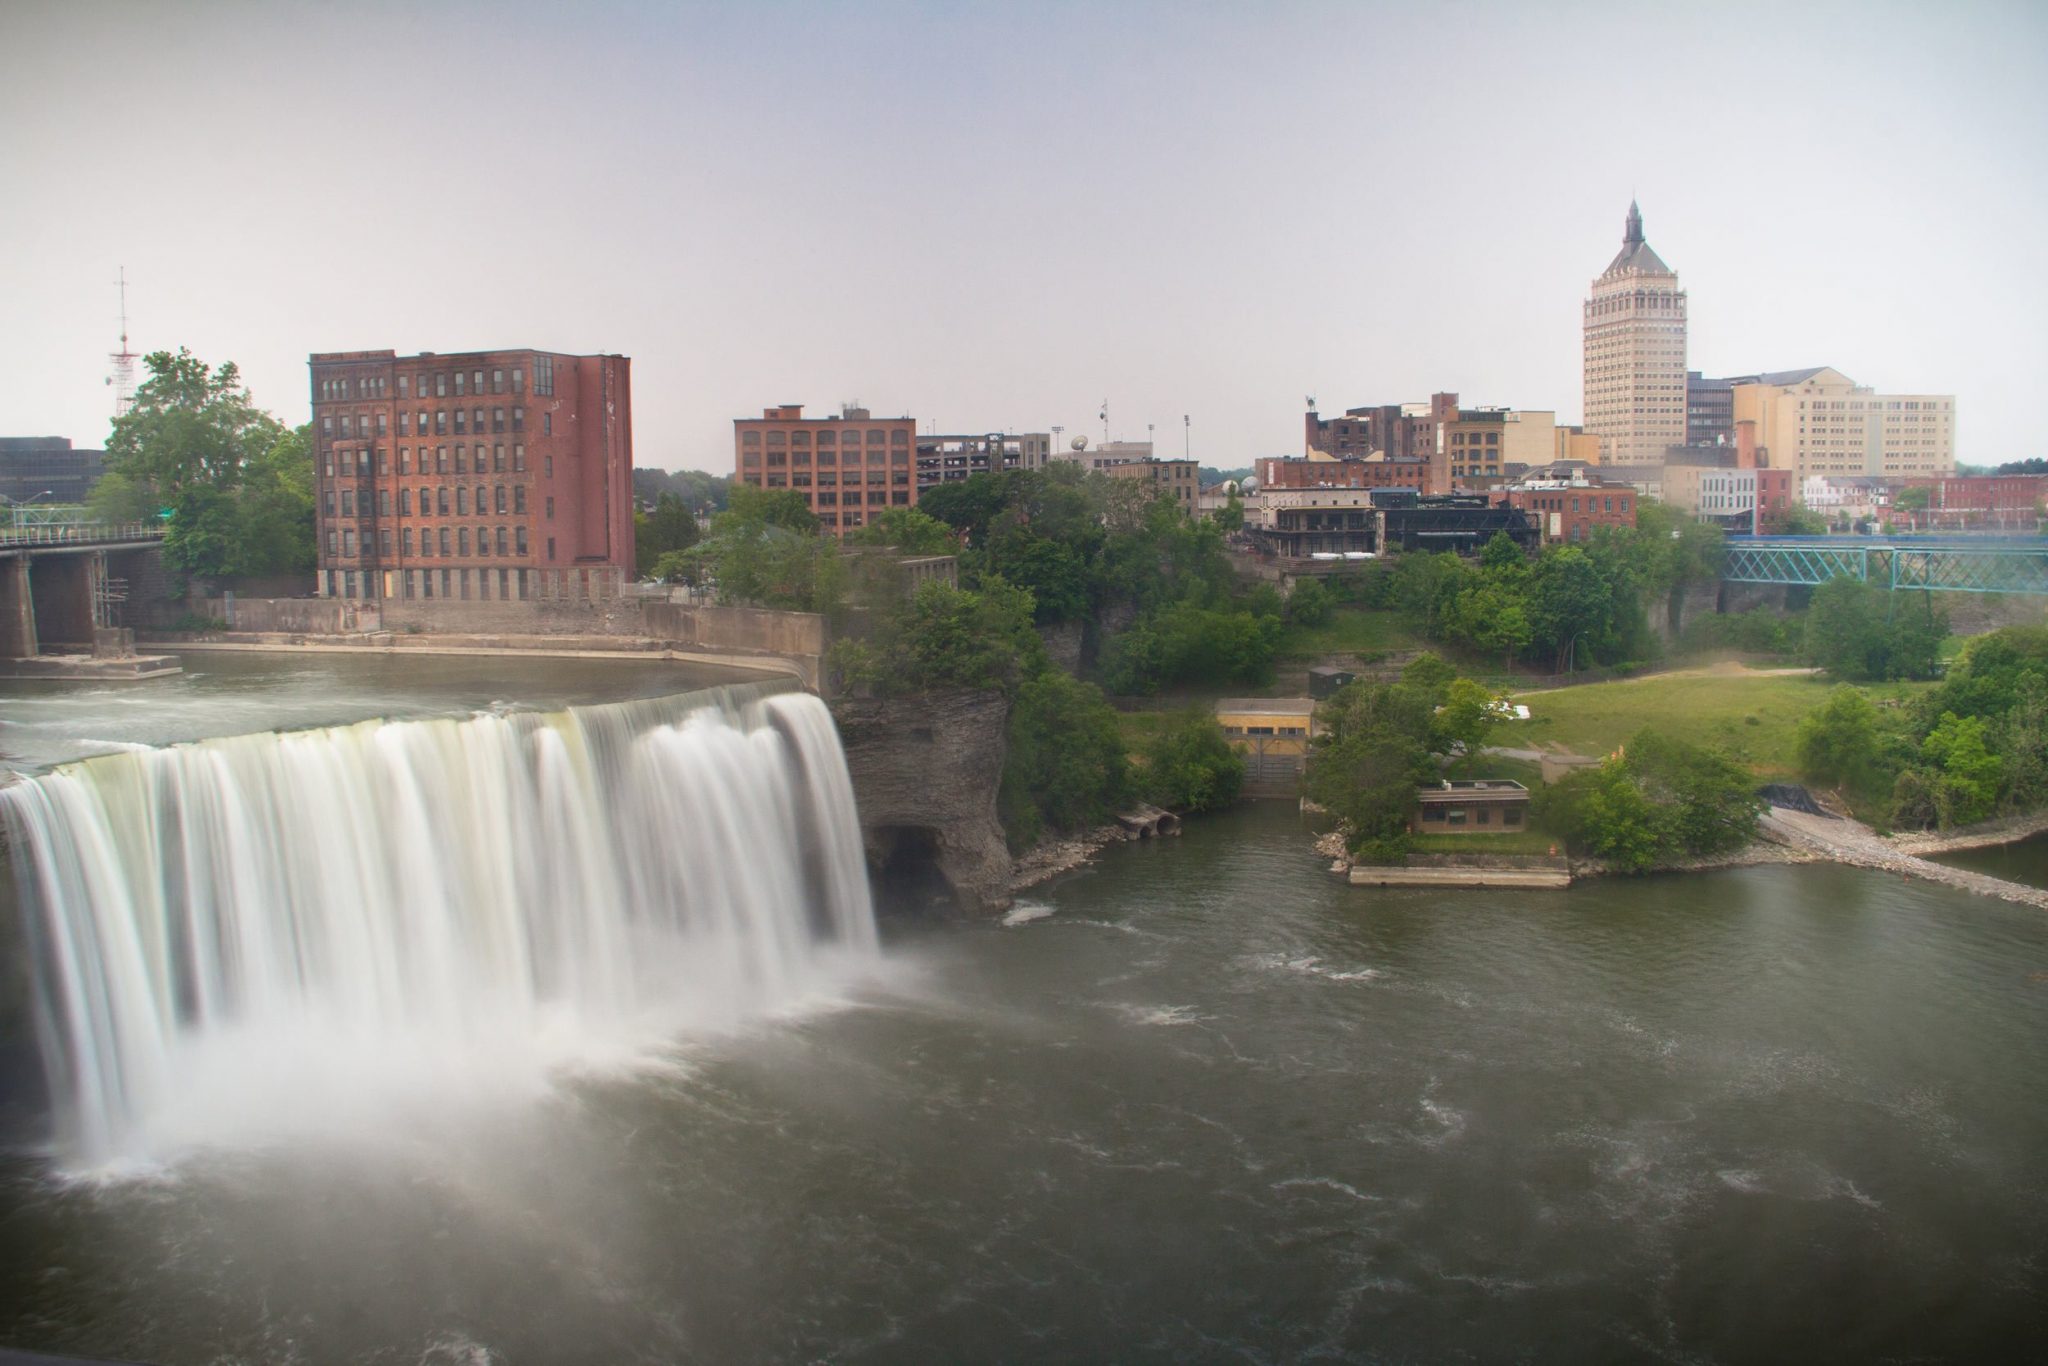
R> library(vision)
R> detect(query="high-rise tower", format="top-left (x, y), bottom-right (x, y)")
top-left (1582, 202), bottom-right (1686, 464)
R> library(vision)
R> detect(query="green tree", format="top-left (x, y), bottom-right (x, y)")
top-left (1804, 577), bottom-right (1946, 681)
top-left (634, 493), bottom-right (700, 578)
top-left (725, 484), bottom-right (820, 535)
top-left (1920, 712), bottom-right (2004, 828)
top-left (1213, 492), bottom-right (1245, 532)
top-left (850, 507), bottom-right (958, 556)
top-left (998, 671), bottom-right (1131, 847)
top-left (1795, 685), bottom-right (1884, 792)
top-left (1139, 711), bottom-right (1246, 812)
top-left (1536, 728), bottom-right (1761, 869)
top-left (1760, 502), bottom-right (1829, 535)
top-left (1284, 576), bottom-right (1333, 627)
top-left (103, 349), bottom-right (286, 506)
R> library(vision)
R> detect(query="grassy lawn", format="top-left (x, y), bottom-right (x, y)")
top-left (1509, 670), bottom-right (1932, 777)
top-left (1274, 606), bottom-right (1424, 660)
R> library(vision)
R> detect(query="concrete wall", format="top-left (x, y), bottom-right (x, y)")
top-left (641, 601), bottom-right (826, 658)
top-left (200, 596), bottom-right (375, 634)
top-left (381, 595), bottom-right (642, 636)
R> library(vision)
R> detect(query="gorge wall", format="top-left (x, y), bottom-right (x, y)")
top-left (831, 689), bottom-right (1013, 915)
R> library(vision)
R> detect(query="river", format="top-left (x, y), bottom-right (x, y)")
top-left (1, 661), bottom-right (2044, 1363)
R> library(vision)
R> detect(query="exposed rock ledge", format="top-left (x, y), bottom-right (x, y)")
top-left (831, 689), bottom-right (1015, 914)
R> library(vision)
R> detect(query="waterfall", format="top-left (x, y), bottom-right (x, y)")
top-left (0, 685), bottom-right (878, 1169)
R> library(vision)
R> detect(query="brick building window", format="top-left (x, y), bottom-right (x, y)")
top-left (326, 530), bottom-right (338, 555)
top-left (547, 536), bottom-right (556, 561)
top-left (495, 527), bottom-right (508, 556)
top-left (516, 527), bottom-right (528, 555)
top-left (455, 372), bottom-right (466, 397)
top-left (513, 486), bottom-right (526, 513)
top-left (378, 490), bottom-right (391, 516)
top-left (492, 370), bottom-right (504, 394)
top-left (438, 487), bottom-right (450, 515)
top-left (494, 485), bottom-right (507, 514)
top-left (533, 356), bottom-right (554, 396)
top-left (513, 444), bottom-right (525, 472)
top-left (402, 528), bottom-right (414, 555)
top-left (435, 411), bottom-right (447, 435)
top-left (341, 490), bottom-right (355, 516)
top-left (455, 410), bottom-right (467, 435)
top-left (455, 446), bottom-right (467, 475)
top-left (545, 496), bottom-right (555, 519)
top-left (379, 529), bottom-right (393, 557)
top-left (543, 413), bottom-right (552, 437)
top-left (399, 488), bottom-right (411, 515)
top-left (513, 408), bottom-right (524, 433)
top-left (439, 528), bottom-right (451, 555)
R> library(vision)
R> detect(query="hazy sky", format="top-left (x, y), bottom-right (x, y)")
top-left (6, 0), bottom-right (2046, 473)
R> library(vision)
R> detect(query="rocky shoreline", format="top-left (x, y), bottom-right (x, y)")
top-left (1008, 823), bottom-right (1145, 895)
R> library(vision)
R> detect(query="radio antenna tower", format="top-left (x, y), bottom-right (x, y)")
top-left (107, 266), bottom-right (138, 418)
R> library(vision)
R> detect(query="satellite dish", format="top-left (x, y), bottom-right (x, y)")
top-left (1071, 435), bottom-right (1089, 451)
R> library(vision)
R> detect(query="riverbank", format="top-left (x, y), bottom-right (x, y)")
top-left (1889, 807), bottom-right (2048, 857)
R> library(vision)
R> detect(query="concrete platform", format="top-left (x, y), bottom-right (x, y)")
top-left (1349, 863), bottom-right (1573, 889)
top-left (0, 652), bottom-right (182, 681)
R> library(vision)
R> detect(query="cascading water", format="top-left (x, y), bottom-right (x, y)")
top-left (0, 685), bottom-right (879, 1170)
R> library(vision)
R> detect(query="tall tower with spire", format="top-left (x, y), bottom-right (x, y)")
top-left (1582, 201), bottom-right (1686, 465)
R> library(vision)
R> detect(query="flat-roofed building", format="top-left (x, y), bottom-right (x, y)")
top-left (734, 403), bottom-right (916, 537)
top-left (1729, 367), bottom-right (1956, 484)
top-left (1495, 462), bottom-right (1637, 544)
top-left (1411, 779), bottom-right (1530, 834)
top-left (916, 431), bottom-right (1050, 488)
top-left (0, 437), bottom-right (106, 506)
top-left (1104, 457), bottom-right (1199, 517)
top-left (1215, 697), bottom-right (1317, 795)
top-left (310, 347), bottom-right (634, 603)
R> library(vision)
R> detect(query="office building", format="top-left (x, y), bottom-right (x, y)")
top-left (0, 437), bottom-right (107, 507)
top-left (1729, 367), bottom-right (1956, 484)
top-left (916, 432), bottom-right (1050, 489)
top-left (1583, 202), bottom-right (1688, 464)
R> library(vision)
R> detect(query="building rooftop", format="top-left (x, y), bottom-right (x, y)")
top-left (1416, 779), bottom-right (1530, 802)
top-left (1599, 201), bottom-right (1675, 278)
top-left (1215, 697), bottom-right (1316, 716)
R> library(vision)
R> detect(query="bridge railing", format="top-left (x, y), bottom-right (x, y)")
top-left (0, 523), bottom-right (167, 547)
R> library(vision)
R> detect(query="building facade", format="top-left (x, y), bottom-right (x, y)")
top-left (1894, 474), bottom-right (2047, 530)
top-left (1104, 458), bottom-right (1199, 517)
top-left (1255, 454), bottom-right (1430, 494)
top-left (0, 437), bottom-right (107, 506)
top-left (1685, 372), bottom-right (1735, 450)
top-left (1496, 462), bottom-right (1637, 544)
top-left (915, 432), bottom-right (1050, 489)
top-left (310, 348), bottom-right (634, 602)
top-left (733, 404), bottom-right (917, 537)
top-left (1305, 395), bottom-right (1456, 464)
top-left (1729, 367), bottom-right (1956, 485)
top-left (1583, 202), bottom-right (1688, 464)
top-left (1662, 464), bottom-right (1792, 530)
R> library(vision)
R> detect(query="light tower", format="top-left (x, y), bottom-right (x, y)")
top-left (107, 266), bottom-right (138, 419)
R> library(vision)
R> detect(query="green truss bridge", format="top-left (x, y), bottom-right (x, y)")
top-left (1722, 536), bottom-right (2048, 595)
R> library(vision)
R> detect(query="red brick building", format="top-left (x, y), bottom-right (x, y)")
top-left (734, 404), bottom-right (917, 536)
top-left (310, 348), bottom-right (633, 602)
top-left (1256, 454), bottom-right (1432, 494)
top-left (1895, 474), bottom-right (2048, 530)
top-left (1496, 463), bottom-right (1637, 544)
top-left (1304, 394), bottom-right (1455, 463)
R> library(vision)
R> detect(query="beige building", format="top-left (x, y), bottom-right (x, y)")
top-left (1729, 367), bottom-right (1956, 484)
top-left (1583, 202), bottom-right (1687, 465)
top-left (1104, 458), bottom-right (1199, 517)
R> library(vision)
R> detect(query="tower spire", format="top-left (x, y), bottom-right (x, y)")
top-left (1624, 200), bottom-right (1643, 246)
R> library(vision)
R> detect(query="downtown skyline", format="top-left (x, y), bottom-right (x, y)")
top-left (4, 0), bottom-right (2045, 473)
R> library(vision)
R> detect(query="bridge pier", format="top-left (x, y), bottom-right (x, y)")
top-left (1, 555), bottom-right (35, 659)
top-left (26, 552), bottom-right (99, 651)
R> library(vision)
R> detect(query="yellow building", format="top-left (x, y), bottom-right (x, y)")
top-left (1215, 697), bottom-right (1316, 794)
top-left (1729, 367), bottom-right (1956, 485)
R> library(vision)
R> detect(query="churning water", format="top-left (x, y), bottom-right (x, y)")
top-left (0, 686), bottom-right (878, 1170)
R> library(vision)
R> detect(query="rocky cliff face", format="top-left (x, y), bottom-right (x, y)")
top-left (830, 690), bottom-right (1013, 915)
